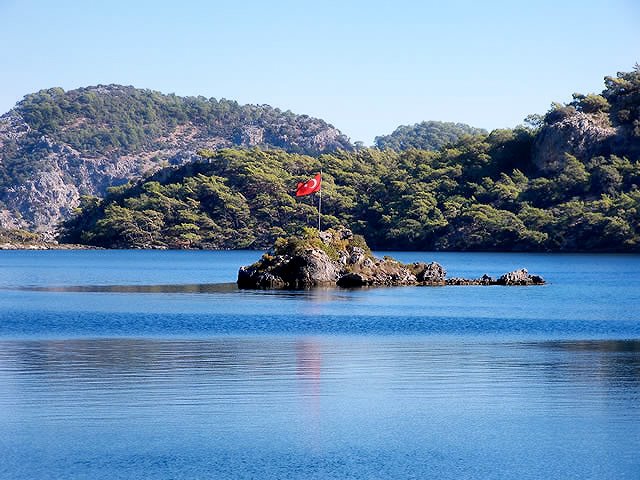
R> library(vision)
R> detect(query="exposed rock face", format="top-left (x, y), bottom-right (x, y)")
top-left (0, 85), bottom-right (353, 235)
top-left (533, 111), bottom-right (616, 172)
top-left (410, 262), bottom-right (447, 285)
top-left (0, 124), bottom-right (191, 236)
top-left (238, 248), bottom-right (338, 289)
top-left (496, 268), bottom-right (545, 286)
top-left (237, 227), bottom-right (546, 289)
top-left (336, 257), bottom-right (417, 287)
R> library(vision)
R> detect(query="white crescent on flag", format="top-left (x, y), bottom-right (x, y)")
top-left (295, 173), bottom-right (322, 197)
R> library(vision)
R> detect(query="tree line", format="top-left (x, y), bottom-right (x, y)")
top-left (60, 66), bottom-right (640, 251)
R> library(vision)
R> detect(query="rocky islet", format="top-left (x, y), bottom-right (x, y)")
top-left (238, 227), bottom-right (545, 289)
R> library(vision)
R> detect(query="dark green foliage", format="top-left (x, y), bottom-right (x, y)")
top-left (11, 84), bottom-right (352, 156)
top-left (374, 121), bottom-right (487, 151)
top-left (570, 93), bottom-right (610, 114)
top-left (0, 228), bottom-right (42, 245)
top-left (544, 102), bottom-right (577, 125)
top-left (62, 137), bottom-right (640, 251)
top-left (603, 64), bottom-right (640, 133)
top-left (61, 149), bottom-right (324, 248)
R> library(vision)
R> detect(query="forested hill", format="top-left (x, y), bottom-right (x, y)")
top-left (375, 121), bottom-right (487, 151)
top-left (0, 85), bottom-right (352, 233)
top-left (62, 67), bottom-right (640, 252)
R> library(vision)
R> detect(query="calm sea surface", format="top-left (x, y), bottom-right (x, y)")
top-left (0, 250), bottom-right (639, 479)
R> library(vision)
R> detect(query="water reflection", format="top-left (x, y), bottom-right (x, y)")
top-left (296, 340), bottom-right (323, 450)
top-left (21, 283), bottom-right (240, 294)
top-left (2, 338), bottom-right (639, 400)
top-left (14, 282), bottom-right (358, 302)
top-left (529, 340), bottom-right (640, 388)
top-left (1, 337), bottom-right (639, 479)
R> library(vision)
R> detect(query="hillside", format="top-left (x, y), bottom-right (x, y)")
top-left (0, 85), bottom-right (352, 234)
top-left (374, 121), bottom-right (487, 151)
top-left (61, 67), bottom-right (640, 252)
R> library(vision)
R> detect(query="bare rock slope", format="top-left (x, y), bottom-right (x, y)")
top-left (532, 111), bottom-right (616, 173)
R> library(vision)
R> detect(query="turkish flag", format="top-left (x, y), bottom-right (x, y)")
top-left (296, 173), bottom-right (322, 197)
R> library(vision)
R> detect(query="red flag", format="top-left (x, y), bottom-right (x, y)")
top-left (296, 173), bottom-right (322, 197)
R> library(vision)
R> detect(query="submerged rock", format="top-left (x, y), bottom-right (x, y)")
top-left (446, 274), bottom-right (495, 286)
top-left (237, 227), bottom-right (546, 289)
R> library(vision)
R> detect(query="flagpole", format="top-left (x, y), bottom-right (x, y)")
top-left (318, 169), bottom-right (322, 231)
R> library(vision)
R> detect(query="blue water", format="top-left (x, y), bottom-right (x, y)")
top-left (0, 250), bottom-right (639, 479)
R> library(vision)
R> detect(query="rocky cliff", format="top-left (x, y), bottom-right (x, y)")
top-left (532, 111), bottom-right (616, 173)
top-left (0, 85), bottom-right (352, 236)
top-left (533, 68), bottom-right (640, 173)
top-left (237, 227), bottom-right (545, 289)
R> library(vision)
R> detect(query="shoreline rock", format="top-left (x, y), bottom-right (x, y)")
top-left (0, 242), bottom-right (101, 250)
top-left (0, 228), bottom-right (103, 250)
top-left (237, 227), bottom-right (545, 289)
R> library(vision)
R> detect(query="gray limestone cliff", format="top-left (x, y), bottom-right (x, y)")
top-left (532, 111), bottom-right (616, 173)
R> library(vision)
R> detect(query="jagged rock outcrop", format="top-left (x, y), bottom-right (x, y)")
top-left (533, 111), bottom-right (616, 172)
top-left (0, 85), bottom-right (352, 235)
top-left (446, 274), bottom-right (495, 286)
top-left (496, 268), bottom-right (545, 286)
top-left (238, 248), bottom-right (339, 289)
top-left (237, 227), bottom-right (546, 289)
top-left (409, 261), bottom-right (447, 285)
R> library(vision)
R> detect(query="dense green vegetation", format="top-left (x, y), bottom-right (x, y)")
top-left (0, 228), bottom-right (41, 245)
top-left (62, 135), bottom-right (640, 252)
top-left (47, 67), bottom-right (640, 251)
top-left (375, 121), bottom-right (487, 151)
top-left (14, 85), bottom-right (351, 154)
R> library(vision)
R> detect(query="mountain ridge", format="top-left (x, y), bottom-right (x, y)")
top-left (0, 84), bottom-right (353, 234)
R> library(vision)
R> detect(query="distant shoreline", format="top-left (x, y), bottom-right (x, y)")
top-left (0, 242), bottom-right (101, 251)
top-left (1, 242), bottom-right (637, 254)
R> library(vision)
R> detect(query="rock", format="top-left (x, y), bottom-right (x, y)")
top-left (336, 273), bottom-right (367, 287)
top-left (286, 249), bottom-right (339, 287)
top-left (237, 226), bottom-right (545, 289)
top-left (366, 257), bottom-right (417, 286)
top-left (496, 268), bottom-right (545, 286)
top-left (445, 274), bottom-right (495, 286)
top-left (237, 267), bottom-right (285, 289)
top-left (348, 247), bottom-right (367, 266)
top-left (239, 125), bottom-right (265, 147)
top-left (533, 111), bottom-right (615, 173)
top-left (238, 248), bottom-right (338, 289)
top-left (410, 262), bottom-right (447, 285)
top-left (0, 227), bottom-right (102, 250)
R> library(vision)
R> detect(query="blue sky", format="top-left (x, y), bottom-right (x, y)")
top-left (0, 0), bottom-right (638, 143)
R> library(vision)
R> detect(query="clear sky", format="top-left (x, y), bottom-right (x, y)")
top-left (1, 0), bottom-right (638, 144)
